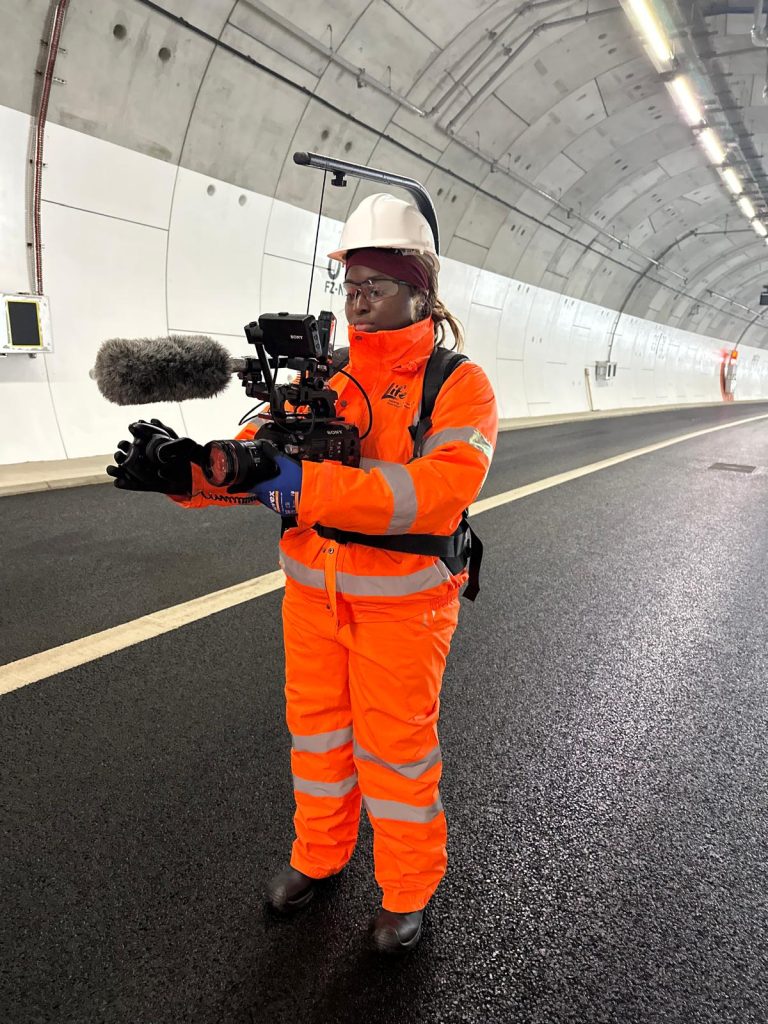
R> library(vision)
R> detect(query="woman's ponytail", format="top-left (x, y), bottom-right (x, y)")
top-left (411, 254), bottom-right (465, 352)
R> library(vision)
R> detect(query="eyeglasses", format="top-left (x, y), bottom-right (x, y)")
top-left (342, 277), bottom-right (412, 303)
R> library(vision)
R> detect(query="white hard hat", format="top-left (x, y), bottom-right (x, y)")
top-left (328, 192), bottom-right (439, 271)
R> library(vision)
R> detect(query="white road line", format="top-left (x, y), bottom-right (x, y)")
top-left (2, 411), bottom-right (767, 696)
top-left (471, 410), bottom-right (768, 515)
top-left (0, 572), bottom-right (285, 696)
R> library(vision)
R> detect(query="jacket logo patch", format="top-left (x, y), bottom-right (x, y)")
top-left (382, 383), bottom-right (408, 404)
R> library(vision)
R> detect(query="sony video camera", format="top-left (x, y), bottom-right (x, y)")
top-left (201, 311), bottom-right (360, 491)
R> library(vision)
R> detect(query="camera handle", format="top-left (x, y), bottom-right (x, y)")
top-left (293, 151), bottom-right (440, 256)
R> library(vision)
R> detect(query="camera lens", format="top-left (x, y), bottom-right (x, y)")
top-left (204, 442), bottom-right (233, 487)
top-left (202, 439), bottom-right (267, 489)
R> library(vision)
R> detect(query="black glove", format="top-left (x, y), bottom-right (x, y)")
top-left (107, 419), bottom-right (202, 495)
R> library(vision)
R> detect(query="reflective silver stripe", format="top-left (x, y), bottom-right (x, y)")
top-left (354, 740), bottom-right (442, 780)
top-left (293, 773), bottom-right (358, 798)
top-left (421, 427), bottom-right (494, 461)
top-left (292, 726), bottom-right (353, 753)
top-left (376, 462), bottom-right (418, 533)
top-left (280, 551), bottom-right (451, 596)
top-left (363, 795), bottom-right (444, 823)
top-left (360, 457), bottom-right (389, 472)
top-left (280, 551), bottom-right (323, 589)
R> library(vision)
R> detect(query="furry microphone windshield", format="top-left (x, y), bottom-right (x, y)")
top-left (92, 335), bottom-right (235, 405)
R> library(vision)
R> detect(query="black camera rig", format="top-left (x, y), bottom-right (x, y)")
top-left (201, 311), bottom-right (361, 490)
top-left (198, 150), bottom-right (441, 493)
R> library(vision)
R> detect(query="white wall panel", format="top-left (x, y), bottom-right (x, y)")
top-left (499, 282), bottom-right (535, 361)
top-left (43, 122), bottom-right (176, 228)
top-left (472, 269), bottom-right (509, 310)
top-left (0, 105), bottom-right (33, 293)
top-left (464, 303), bottom-right (502, 402)
top-left (0, 356), bottom-right (68, 463)
top-left (167, 168), bottom-right (271, 336)
top-left (438, 257), bottom-right (480, 334)
top-left (2, 115), bottom-right (768, 468)
top-left (175, 332), bottom-right (257, 441)
top-left (41, 202), bottom-right (170, 459)
top-left (523, 290), bottom-right (560, 411)
top-left (265, 198), bottom-right (343, 268)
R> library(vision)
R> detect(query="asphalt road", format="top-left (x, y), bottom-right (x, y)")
top-left (2, 401), bottom-right (768, 1024)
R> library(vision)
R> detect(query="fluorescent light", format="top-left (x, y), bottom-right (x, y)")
top-left (752, 219), bottom-right (767, 237)
top-left (626, 0), bottom-right (674, 64)
top-left (738, 196), bottom-right (756, 219)
top-left (698, 128), bottom-right (726, 165)
top-left (668, 76), bottom-right (704, 126)
top-left (721, 167), bottom-right (742, 195)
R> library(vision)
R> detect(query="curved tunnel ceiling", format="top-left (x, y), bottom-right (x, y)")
top-left (5, 0), bottom-right (768, 347)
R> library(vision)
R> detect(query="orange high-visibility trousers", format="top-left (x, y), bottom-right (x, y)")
top-left (282, 582), bottom-right (461, 913)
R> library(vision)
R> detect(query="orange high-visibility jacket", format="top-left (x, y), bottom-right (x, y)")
top-left (175, 317), bottom-right (498, 618)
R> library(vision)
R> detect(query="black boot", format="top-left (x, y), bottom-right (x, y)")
top-left (370, 908), bottom-right (424, 953)
top-left (266, 865), bottom-right (318, 913)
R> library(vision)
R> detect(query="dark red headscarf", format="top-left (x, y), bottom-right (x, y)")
top-left (345, 248), bottom-right (430, 292)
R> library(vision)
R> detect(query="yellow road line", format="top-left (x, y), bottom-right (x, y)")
top-left (2, 411), bottom-right (767, 696)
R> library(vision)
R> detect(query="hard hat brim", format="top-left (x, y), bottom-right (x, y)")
top-left (327, 246), bottom-right (440, 273)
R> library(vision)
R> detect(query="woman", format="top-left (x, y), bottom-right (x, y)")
top-left (250, 193), bottom-right (498, 952)
top-left (111, 192), bottom-right (498, 953)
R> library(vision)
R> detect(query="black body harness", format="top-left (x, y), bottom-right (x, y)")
top-left (312, 346), bottom-right (484, 601)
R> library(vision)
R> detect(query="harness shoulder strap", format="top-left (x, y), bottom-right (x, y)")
top-left (409, 347), bottom-right (469, 457)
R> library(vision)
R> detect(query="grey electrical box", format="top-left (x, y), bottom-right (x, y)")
top-left (1, 294), bottom-right (53, 354)
top-left (760, 286), bottom-right (768, 306)
top-left (595, 360), bottom-right (617, 382)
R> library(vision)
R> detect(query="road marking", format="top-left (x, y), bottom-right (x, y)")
top-left (2, 411), bottom-right (767, 696)
top-left (471, 410), bottom-right (768, 516)
top-left (0, 572), bottom-right (285, 696)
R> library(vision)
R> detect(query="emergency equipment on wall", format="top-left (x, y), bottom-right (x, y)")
top-left (1, 294), bottom-right (53, 354)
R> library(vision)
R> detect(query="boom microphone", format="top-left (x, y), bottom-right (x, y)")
top-left (91, 335), bottom-right (244, 405)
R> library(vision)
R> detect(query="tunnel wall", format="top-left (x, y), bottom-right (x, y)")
top-left (1, 103), bottom-right (767, 466)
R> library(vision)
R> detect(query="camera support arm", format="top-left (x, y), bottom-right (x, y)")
top-left (292, 151), bottom-right (440, 256)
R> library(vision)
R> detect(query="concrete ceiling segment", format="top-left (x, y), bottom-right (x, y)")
top-left (562, 92), bottom-right (680, 170)
top-left (179, 44), bottom-right (311, 198)
top-left (226, 6), bottom-right (334, 87)
top-left (385, 0), bottom-right (501, 50)
top-left (700, 250), bottom-right (768, 304)
top-left (146, 0), bottom-right (235, 36)
top-left (453, 95), bottom-right (529, 161)
top-left (731, 270), bottom-right (768, 311)
top-left (608, 166), bottom-right (713, 235)
top-left (0, 0), bottom-right (59, 116)
top-left (741, 314), bottom-right (768, 347)
top-left (46, 0), bottom-right (216, 163)
top-left (489, 6), bottom-right (635, 126)
top-left (505, 80), bottom-right (610, 182)
top-left (680, 240), bottom-right (767, 301)
top-left (563, 125), bottom-right (694, 212)
top-left (334, 1), bottom-right (441, 97)
top-left (235, 0), bottom-right (363, 60)
top-left (434, 3), bottom-right (583, 129)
